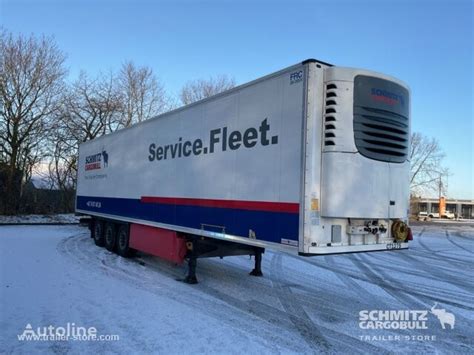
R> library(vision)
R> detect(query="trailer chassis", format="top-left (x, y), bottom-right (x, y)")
top-left (87, 217), bottom-right (265, 284)
top-left (183, 235), bottom-right (265, 284)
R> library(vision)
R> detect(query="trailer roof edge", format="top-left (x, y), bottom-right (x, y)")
top-left (79, 59), bottom-right (331, 147)
top-left (301, 58), bottom-right (334, 67)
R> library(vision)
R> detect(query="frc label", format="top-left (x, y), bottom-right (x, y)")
top-left (290, 71), bottom-right (303, 85)
top-left (148, 118), bottom-right (278, 162)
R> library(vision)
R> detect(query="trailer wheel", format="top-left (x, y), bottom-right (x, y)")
top-left (117, 224), bottom-right (134, 258)
top-left (104, 223), bottom-right (117, 252)
top-left (93, 220), bottom-right (105, 247)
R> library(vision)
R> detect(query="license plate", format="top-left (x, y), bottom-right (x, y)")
top-left (386, 243), bottom-right (401, 250)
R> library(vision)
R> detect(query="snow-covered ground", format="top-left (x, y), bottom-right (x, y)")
top-left (0, 214), bottom-right (80, 225)
top-left (0, 224), bottom-right (472, 354)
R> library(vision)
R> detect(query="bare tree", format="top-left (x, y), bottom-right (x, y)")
top-left (0, 31), bottom-right (66, 213)
top-left (410, 132), bottom-right (448, 196)
top-left (63, 71), bottom-right (123, 140)
top-left (47, 71), bottom-right (123, 193)
top-left (118, 61), bottom-right (170, 127)
top-left (180, 74), bottom-right (236, 105)
top-left (47, 64), bottom-right (173, 201)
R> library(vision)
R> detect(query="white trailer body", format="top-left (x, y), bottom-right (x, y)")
top-left (76, 59), bottom-right (411, 255)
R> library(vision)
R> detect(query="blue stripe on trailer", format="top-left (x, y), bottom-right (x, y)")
top-left (76, 195), bottom-right (299, 244)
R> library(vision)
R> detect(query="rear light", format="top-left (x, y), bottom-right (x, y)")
top-left (406, 227), bottom-right (413, 241)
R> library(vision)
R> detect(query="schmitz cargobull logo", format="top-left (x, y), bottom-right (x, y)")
top-left (85, 150), bottom-right (108, 171)
top-left (359, 303), bottom-right (456, 330)
top-left (370, 88), bottom-right (405, 106)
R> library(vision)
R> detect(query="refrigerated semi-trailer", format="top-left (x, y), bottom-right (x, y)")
top-left (76, 59), bottom-right (412, 283)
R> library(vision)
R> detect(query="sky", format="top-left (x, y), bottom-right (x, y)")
top-left (1, 0), bottom-right (473, 199)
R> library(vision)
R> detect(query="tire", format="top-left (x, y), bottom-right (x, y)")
top-left (117, 224), bottom-right (134, 258)
top-left (93, 220), bottom-right (105, 247)
top-left (88, 219), bottom-right (94, 238)
top-left (104, 223), bottom-right (117, 252)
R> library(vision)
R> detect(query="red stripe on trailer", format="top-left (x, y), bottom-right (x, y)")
top-left (140, 196), bottom-right (299, 214)
top-left (129, 224), bottom-right (187, 264)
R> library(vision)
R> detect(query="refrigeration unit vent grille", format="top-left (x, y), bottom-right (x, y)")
top-left (324, 83), bottom-right (338, 146)
top-left (353, 106), bottom-right (409, 163)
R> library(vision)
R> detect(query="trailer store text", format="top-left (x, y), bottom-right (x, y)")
top-left (148, 118), bottom-right (279, 162)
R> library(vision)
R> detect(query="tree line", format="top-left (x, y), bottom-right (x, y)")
top-left (0, 30), bottom-right (447, 215)
top-left (0, 31), bottom-right (234, 214)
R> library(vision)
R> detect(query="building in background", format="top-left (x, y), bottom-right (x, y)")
top-left (412, 197), bottom-right (474, 219)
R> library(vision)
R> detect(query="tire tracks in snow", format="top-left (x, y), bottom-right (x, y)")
top-left (323, 255), bottom-right (372, 301)
top-left (269, 254), bottom-right (330, 351)
top-left (284, 251), bottom-right (473, 311)
top-left (351, 253), bottom-right (474, 314)
top-left (55, 229), bottom-right (473, 353)
top-left (184, 258), bottom-right (387, 354)
top-left (415, 229), bottom-right (471, 266)
top-left (353, 250), bottom-right (474, 350)
top-left (348, 254), bottom-right (423, 309)
top-left (342, 250), bottom-right (473, 307)
top-left (57, 233), bottom-right (388, 354)
top-left (56, 234), bottom-right (316, 353)
top-left (386, 251), bottom-right (474, 294)
top-left (407, 249), bottom-right (471, 267)
top-left (445, 230), bottom-right (473, 254)
top-left (269, 254), bottom-right (389, 354)
top-left (451, 231), bottom-right (474, 242)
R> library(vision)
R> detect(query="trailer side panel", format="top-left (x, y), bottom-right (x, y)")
top-left (77, 65), bottom-right (307, 248)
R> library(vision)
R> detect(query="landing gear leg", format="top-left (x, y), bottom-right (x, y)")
top-left (184, 239), bottom-right (198, 284)
top-left (184, 256), bottom-right (198, 284)
top-left (249, 248), bottom-right (264, 277)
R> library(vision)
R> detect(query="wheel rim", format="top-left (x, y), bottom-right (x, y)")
top-left (94, 223), bottom-right (102, 240)
top-left (118, 229), bottom-right (127, 250)
top-left (106, 227), bottom-right (114, 245)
